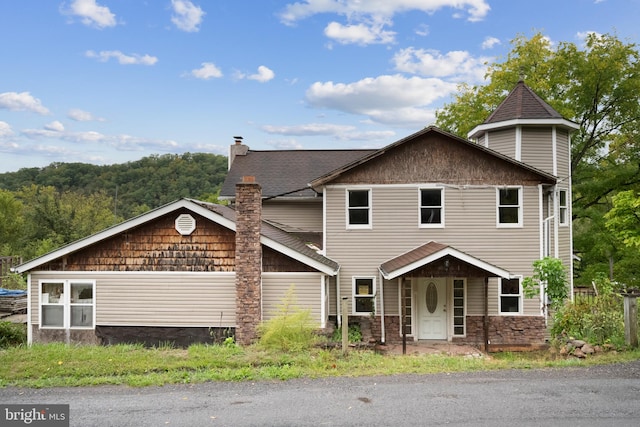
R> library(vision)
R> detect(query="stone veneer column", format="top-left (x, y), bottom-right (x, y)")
top-left (235, 176), bottom-right (262, 345)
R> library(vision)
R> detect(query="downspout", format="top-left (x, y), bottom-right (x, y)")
top-left (568, 132), bottom-right (575, 302)
top-left (484, 277), bottom-right (489, 352)
top-left (378, 270), bottom-right (385, 344)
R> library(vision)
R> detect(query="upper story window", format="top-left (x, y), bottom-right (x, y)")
top-left (499, 277), bottom-right (522, 314)
top-left (353, 277), bottom-right (375, 314)
top-left (497, 187), bottom-right (522, 227)
top-left (347, 189), bottom-right (371, 229)
top-left (420, 188), bottom-right (443, 227)
top-left (558, 189), bottom-right (568, 226)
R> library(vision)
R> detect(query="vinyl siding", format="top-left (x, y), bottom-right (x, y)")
top-left (556, 128), bottom-right (571, 180)
top-left (325, 184), bottom-right (542, 316)
top-left (262, 200), bottom-right (323, 232)
top-left (262, 272), bottom-right (323, 325)
top-left (30, 271), bottom-right (236, 327)
top-left (486, 128), bottom-right (516, 159)
top-left (521, 128), bottom-right (553, 174)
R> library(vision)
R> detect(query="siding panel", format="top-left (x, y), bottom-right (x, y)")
top-left (262, 272), bottom-right (323, 325)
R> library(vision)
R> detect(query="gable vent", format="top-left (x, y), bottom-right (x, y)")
top-left (175, 214), bottom-right (196, 235)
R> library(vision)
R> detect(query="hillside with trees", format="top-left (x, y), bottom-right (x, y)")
top-left (0, 152), bottom-right (228, 261)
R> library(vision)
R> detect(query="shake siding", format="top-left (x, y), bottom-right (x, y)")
top-left (29, 271), bottom-right (236, 327)
top-left (486, 128), bottom-right (516, 158)
top-left (262, 272), bottom-right (323, 325)
top-left (262, 200), bottom-right (323, 232)
top-left (521, 128), bottom-right (553, 174)
top-left (325, 184), bottom-right (542, 316)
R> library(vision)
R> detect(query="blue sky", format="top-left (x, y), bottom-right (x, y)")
top-left (0, 0), bottom-right (637, 173)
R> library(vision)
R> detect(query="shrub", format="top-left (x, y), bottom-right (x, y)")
top-left (257, 286), bottom-right (317, 352)
top-left (331, 324), bottom-right (363, 343)
top-left (0, 321), bottom-right (26, 348)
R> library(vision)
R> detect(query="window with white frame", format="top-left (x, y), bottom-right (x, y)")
top-left (420, 188), bottom-right (443, 227)
top-left (40, 280), bottom-right (95, 328)
top-left (353, 277), bottom-right (375, 314)
top-left (347, 189), bottom-right (371, 228)
top-left (558, 189), bottom-right (568, 226)
top-left (497, 187), bottom-right (522, 227)
top-left (499, 277), bottom-right (522, 314)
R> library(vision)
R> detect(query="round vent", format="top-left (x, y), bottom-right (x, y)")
top-left (175, 214), bottom-right (196, 235)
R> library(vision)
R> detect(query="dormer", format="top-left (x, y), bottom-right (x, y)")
top-left (468, 80), bottom-right (579, 178)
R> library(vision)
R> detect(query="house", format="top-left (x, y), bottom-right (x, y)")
top-left (15, 81), bottom-right (579, 350)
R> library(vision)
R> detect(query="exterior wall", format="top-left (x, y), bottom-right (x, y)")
top-left (262, 200), bottom-right (323, 232)
top-left (555, 128), bottom-right (571, 179)
top-left (464, 315), bottom-right (546, 348)
top-left (521, 127), bottom-right (554, 174)
top-left (325, 184), bottom-right (542, 316)
top-left (486, 128), bottom-right (516, 159)
top-left (262, 272), bottom-right (324, 325)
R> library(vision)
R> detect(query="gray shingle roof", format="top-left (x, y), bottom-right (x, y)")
top-left (221, 149), bottom-right (375, 199)
top-left (483, 80), bottom-right (563, 124)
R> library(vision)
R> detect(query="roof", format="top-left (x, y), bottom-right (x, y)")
top-left (220, 149), bottom-right (375, 199)
top-left (379, 241), bottom-right (512, 280)
top-left (468, 80), bottom-right (579, 139)
top-left (310, 125), bottom-right (557, 188)
top-left (14, 198), bottom-right (339, 275)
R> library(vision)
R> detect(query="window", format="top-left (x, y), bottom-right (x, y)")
top-left (452, 279), bottom-right (465, 335)
top-left (347, 189), bottom-right (371, 228)
top-left (40, 280), bottom-right (95, 329)
top-left (497, 187), bottom-right (522, 227)
top-left (400, 280), bottom-right (413, 335)
top-left (499, 277), bottom-right (522, 314)
top-left (420, 188), bottom-right (443, 227)
top-left (353, 277), bottom-right (375, 314)
top-left (558, 189), bottom-right (568, 226)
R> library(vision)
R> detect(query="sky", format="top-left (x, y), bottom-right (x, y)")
top-left (0, 0), bottom-right (638, 173)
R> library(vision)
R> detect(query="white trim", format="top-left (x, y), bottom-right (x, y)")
top-left (346, 188), bottom-right (372, 230)
top-left (552, 126), bottom-right (558, 176)
top-left (30, 270), bottom-right (236, 277)
top-left (558, 188), bottom-right (569, 227)
top-left (418, 187), bottom-right (445, 228)
top-left (39, 279), bottom-right (96, 330)
top-left (26, 274), bottom-right (32, 345)
top-left (498, 275), bottom-right (524, 315)
top-left (496, 186), bottom-right (523, 228)
top-left (379, 271), bottom-right (385, 343)
top-left (380, 246), bottom-right (512, 280)
top-left (451, 278), bottom-right (467, 337)
top-left (321, 275), bottom-right (327, 329)
top-left (483, 132), bottom-right (489, 148)
top-left (515, 125), bottom-right (522, 161)
top-left (468, 118), bottom-right (580, 139)
top-left (538, 185), bottom-right (544, 259)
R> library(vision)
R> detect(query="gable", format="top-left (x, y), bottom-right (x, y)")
top-left (325, 129), bottom-right (555, 187)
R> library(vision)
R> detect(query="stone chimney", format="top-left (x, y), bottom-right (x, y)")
top-left (235, 175), bottom-right (262, 345)
top-left (228, 136), bottom-right (249, 170)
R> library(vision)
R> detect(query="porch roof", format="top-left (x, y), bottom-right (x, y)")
top-left (379, 241), bottom-right (513, 280)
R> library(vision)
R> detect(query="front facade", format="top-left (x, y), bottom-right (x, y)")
top-left (16, 81), bottom-right (578, 350)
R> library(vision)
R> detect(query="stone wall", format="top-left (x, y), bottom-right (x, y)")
top-left (464, 315), bottom-right (547, 349)
top-left (31, 326), bottom-right (100, 345)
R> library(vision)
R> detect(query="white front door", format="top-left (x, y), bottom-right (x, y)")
top-left (418, 278), bottom-right (447, 340)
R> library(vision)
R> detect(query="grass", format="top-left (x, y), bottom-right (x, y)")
top-left (1, 343), bottom-right (639, 388)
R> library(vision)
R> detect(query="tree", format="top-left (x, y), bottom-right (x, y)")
top-left (436, 32), bottom-right (640, 285)
top-left (0, 189), bottom-right (24, 255)
top-left (523, 257), bottom-right (569, 311)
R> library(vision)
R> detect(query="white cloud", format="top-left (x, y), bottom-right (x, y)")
top-left (337, 130), bottom-right (396, 141)
top-left (481, 36), bottom-right (501, 50)
top-left (392, 48), bottom-right (490, 82)
top-left (68, 108), bottom-right (105, 122)
top-left (85, 50), bottom-right (158, 65)
top-left (306, 74), bottom-right (457, 127)
top-left (0, 121), bottom-right (14, 138)
top-left (0, 92), bottom-right (50, 115)
top-left (44, 121), bottom-right (65, 132)
top-left (248, 66), bottom-right (275, 83)
top-left (261, 123), bottom-right (356, 136)
top-left (171, 0), bottom-right (205, 32)
top-left (62, 0), bottom-right (117, 29)
top-left (265, 139), bottom-right (304, 150)
top-left (280, 0), bottom-right (490, 25)
top-left (415, 24), bottom-right (429, 37)
top-left (188, 62), bottom-right (223, 79)
top-left (324, 21), bottom-right (396, 45)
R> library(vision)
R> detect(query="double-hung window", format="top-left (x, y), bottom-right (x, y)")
top-left (40, 280), bottom-right (95, 329)
top-left (497, 187), bottom-right (522, 227)
top-left (420, 188), bottom-right (443, 227)
top-left (558, 189), bottom-right (568, 226)
top-left (499, 277), bottom-right (522, 314)
top-left (347, 189), bottom-right (371, 228)
top-left (353, 277), bottom-right (375, 314)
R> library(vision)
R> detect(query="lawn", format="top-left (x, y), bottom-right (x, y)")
top-left (2, 343), bottom-right (639, 388)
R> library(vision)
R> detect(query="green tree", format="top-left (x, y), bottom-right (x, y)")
top-left (523, 257), bottom-right (569, 310)
top-left (436, 32), bottom-right (640, 285)
top-left (0, 189), bottom-right (24, 255)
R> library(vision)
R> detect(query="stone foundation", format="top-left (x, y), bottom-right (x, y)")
top-left (31, 326), bottom-right (100, 345)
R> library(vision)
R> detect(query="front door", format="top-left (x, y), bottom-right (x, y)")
top-left (418, 278), bottom-right (447, 340)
